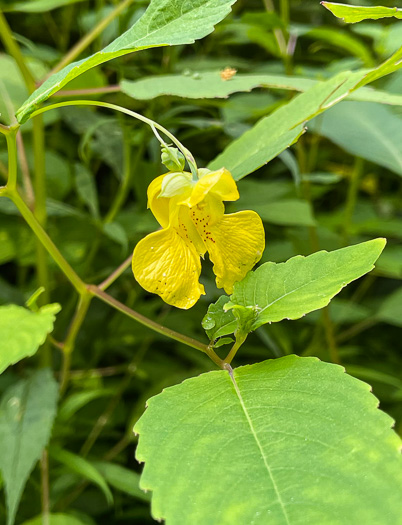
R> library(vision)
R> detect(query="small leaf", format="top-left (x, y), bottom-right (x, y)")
top-left (135, 356), bottom-right (402, 524)
top-left (202, 296), bottom-right (237, 341)
top-left (226, 238), bottom-right (386, 333)
top-left (322, 2), bottom-right (402, 23)
top-left (0, 369), bottom-right (59, 525)
top-left (0, 303), bottom-right (61, 375)
top-left (50, 447), bottom-right (113, 505)
top-left (16, 0), bottom-right (237, 123)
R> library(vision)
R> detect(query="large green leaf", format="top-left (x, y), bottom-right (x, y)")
top-left (135, 356), bottom-right (402, 524)
top-left (208, 70), bottom-right (364, 179)
top-left (16, 0), bottom-right (237, 123)
top-left (0, 369), bottom-right (59, 525)
top-left (227, 238), bottom-right (385, 332)
top-left (120, 71), bottom-right (402, 106)
top-left (311, 101), bottom-right (402, 177)
top-left (322, 2), bottom-right (402, 23)
top-left (0, 303), bottom-right (61, 375)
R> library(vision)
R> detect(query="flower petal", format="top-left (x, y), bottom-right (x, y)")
top-left (204, 211), bottom-right (265, 294)
top-left (180, 168), bottom-right (239, 207)
top-left (147, 174), bottom-right (170, 228)
top-left (132, 227), bottom-right (205, 309)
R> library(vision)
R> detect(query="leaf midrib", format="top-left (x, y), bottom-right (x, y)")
top-left (229, 371), bottom-right (290, 524)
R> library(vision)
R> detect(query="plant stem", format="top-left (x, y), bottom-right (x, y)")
top-left (322, 307), bottom-right (340, 364)
top-left (87, 285), bottom-right (224, 367)
top-left (223, 332), bottom-right (247, 365)
top-left (99, 255), bottom-right (132, 290)
top-left (48, 0), bottom-right (134, 76)
top-left (59, 293), bottom-right (92, 395)
top-left (30, 100), bottom-right (198, 175)
top-left (16, 131), bottom-right (35, 206)
top-left (0, 10), bottom-right (36, 92)
top-left (5, 189), bottom-right (86, 294)
top-left (5, 127), bottom-right (19, 190)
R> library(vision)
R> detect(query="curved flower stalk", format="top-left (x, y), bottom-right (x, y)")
top-left (132, 168), bottom-right (265, 309)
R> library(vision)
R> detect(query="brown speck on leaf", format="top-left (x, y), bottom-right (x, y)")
top-left (220, 67), bottom-right (237, 81)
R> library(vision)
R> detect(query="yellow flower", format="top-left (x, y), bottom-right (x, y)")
top-left (132, 168), bottom-right (265, 309)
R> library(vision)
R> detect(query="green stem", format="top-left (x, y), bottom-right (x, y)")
top-left (48, 0), bottom-right (133, 75)
top-left (4, 189), bottom-right (86, 294)
top-left (5, 126), bottom-right (19, 190)
top-left (59, 293), bottom-right (92, 395)
top-left (0, 10), bottom-right (36, 92)
top-left (88, 285), bottom-right (224, 367)
top-left (321, 307), bottom-right (340, 364)
top-left (104, 123), bottom-right (134, 224)
top-left (30, 100), bottom-right (198, 175)
top-left (223, 332), bottom-right (247, 365)
top-left (99, 255), bottom-right (132, 291)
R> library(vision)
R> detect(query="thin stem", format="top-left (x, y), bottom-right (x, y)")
top-left (223, 332), bottom-right (247, 365)
top-left (263, 0), bottom-right (288, 58)
top-left (48, 0), bottom-right (133, 76)
top-left (336, 318), bottom-right (379, 344)
top-left (0, 123), bottom-right (10, 135)
top-left (5, 189), bottom-right (86, 294)
top-left (99, 255), bottom-right (132, 291)
top-left (16, 131), bottom-right (35, 207)
top-left (104, 123), bottom-right (133, 223)
top-left (5, 127), bottom-right (19, 190)
top-left (59, 293), bottom-right (92, 395)
top-left (30, 100), bottom-right (198, 175)
top-left (0, 10), bottom-right (36, 92)
top-left (88, 285), bottom-right (224, 367)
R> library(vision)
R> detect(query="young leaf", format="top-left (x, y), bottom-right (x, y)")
top-left (202, 295), bottom-right (237, 341)
top-left (135, 356), bottom-right (402, 524)
top-left (226, 238), bottom-right (386, 333)
top-left (0, 369), bottom-right (59, 525)
top-left (16, 0), bottom-right (237, 123)
top-left (0, 303), bottom-right (61, 375)
top-left (322, 2), bottom-right (402, 23)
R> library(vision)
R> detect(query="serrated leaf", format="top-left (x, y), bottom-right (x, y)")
top-left (50, 447), bottom-right (113, 505)
top-left (0, 369), bottom-right (59, 525)
top-left (202, 296), bottom-right (237, 341)
top-left (322, 2), bottom-right (402, 23)
top-left (135, 356), bottom-right (402, 524)
top-left (0, 303), bottom-right (61, 375)
top-left (226, 238), bottom-right (385, 333)
top-left (16, 0), bottom-right (237, 123)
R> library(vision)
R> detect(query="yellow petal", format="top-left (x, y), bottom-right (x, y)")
top-left (132, 227), bottom-right (205, 309)
top-left (204, 211), bottom-right (265, 294)
top-left (180, 168), bottom-right (239, 207)
top-left (147, 174), bottom-right (170, 228)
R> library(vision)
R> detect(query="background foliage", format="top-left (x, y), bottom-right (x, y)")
top-left (1, 0), bottom-right (402, 523)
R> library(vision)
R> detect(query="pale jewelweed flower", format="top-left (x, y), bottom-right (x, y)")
top-left (132, 168), bottom-right (265, 309)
